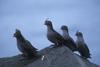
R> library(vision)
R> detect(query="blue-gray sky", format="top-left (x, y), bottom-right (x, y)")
top-left (0, 0), bottom-right (100, 65)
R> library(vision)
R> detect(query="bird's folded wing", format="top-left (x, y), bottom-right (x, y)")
top-left (25, 40), bottom-right (38, 51)
top-left (53, 30), bottom-right (64, 41)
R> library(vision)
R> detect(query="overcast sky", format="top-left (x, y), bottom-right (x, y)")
top-left (0, 0), bottom-right (100, 65)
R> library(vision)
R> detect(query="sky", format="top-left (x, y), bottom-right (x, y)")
top-left (0, 0), bottom-right (100, 65)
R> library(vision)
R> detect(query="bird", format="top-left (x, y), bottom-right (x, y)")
top-left (75, 31), bottom-right (91, 59)
top-left (44, 19), bottom-right (64, 47)
top-left (14, 29), bottom-right (38, 58)
top-left (61, 25), bottom-right (77, 51)
top-left (44, 19), bottom-right (76, 51)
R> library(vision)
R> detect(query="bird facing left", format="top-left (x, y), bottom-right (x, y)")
top-left (14, 29), bottom-right (38, 58)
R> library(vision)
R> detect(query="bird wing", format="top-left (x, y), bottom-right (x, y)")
top-left (84, 43), bottom-right (91, 55)
top-left (23, 40), bottom-right (38, 53)
top-left (67, 37), bottom-right (77, 48)
top-left (53, 30), bottom-right (64, 42)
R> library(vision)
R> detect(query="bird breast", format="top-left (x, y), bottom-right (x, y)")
top-left (47, 31), bottom-right (56, 43)
top-left (17, 40), bottom-right (26, 53)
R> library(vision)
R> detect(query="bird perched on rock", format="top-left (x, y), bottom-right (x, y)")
top-left (44, 20), bottom-right (75, 51)
top-left (61, 25), bottom-right (77, 51)
top-left (44, 20), bottom-right (64, 47)
top-left (14, 29), bottom-right (38, 58)
top-left (75, 31), bottom-right (91, 59)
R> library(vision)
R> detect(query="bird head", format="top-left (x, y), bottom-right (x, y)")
top-left (75, 31), bottom-right (83, 37)
top-left (44, 19), bottom-right (53, 27)
top-left (13, 29), bottom-right (21, 38)
top-left (61, 25), bottom-right (68, 32)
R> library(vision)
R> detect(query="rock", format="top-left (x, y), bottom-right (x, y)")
top-left (0, 46), bottom-right (100, 67)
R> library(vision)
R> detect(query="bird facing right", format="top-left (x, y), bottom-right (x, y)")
top-left (75, 31), bottom-right (91, 59)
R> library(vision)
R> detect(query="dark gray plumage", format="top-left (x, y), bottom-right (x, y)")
top-left (75, 31), bottom-right (91, 59)
top-left (44, 20), bottom-right (76, 51)
top-left (44, 20), bottom-right (64, 47)
top-left (61, 25), bottom-right (77, 51)
top-left (14, 29), bottom-right (38, 58)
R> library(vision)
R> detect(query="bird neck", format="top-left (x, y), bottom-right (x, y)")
top-left (77, 36), bottom-right (84, 42)
top-left (62, 30), bottom-right (69, 38)
top-left (16, 34), bottom-right (25, 42)
top-left (47, 25), bottom-right (54, 32)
